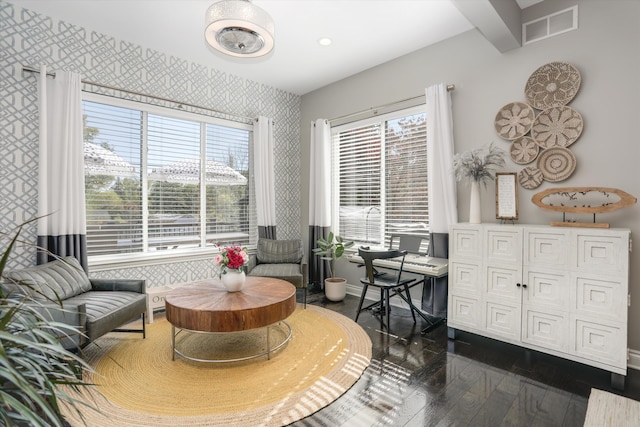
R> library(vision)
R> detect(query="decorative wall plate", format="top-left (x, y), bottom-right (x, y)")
top-left (525, 62), bottom-right (581, 109)
top-left (537, 147), bottom-right (576, 182)
top-left (518, 165), bottom-right (544, 189)
top-left (531, 106), bottom-right (583, 149)
top-left (494, 102), bottom-right (535, 140)
top-left (510, 136), bottom-right (539, 164)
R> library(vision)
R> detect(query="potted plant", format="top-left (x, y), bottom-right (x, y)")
top-left (0, 219), bottom-right (94, 426)
top-left (453, 142), bottom-right (505, 223)
top-left (213, 245), bottom-right (249, 292)
top-left (313, 232), bottom-right (354, 301)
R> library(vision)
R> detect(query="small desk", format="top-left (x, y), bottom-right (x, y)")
top-left (348, 253), bottom-right (448, 333)
top-left (165, 277), bottom-right (296, 363)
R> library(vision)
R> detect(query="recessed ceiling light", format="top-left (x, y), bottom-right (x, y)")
top-left (318, 37), bottom-right (332, 46)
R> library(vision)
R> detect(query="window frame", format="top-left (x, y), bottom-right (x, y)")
top-left (330, 104), bottom-right (428, 249)
top-left (82, 93), bottom-right (255, 268)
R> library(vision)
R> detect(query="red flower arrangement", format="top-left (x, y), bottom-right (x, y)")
top-left (214, 245), bottom-right (249, 272)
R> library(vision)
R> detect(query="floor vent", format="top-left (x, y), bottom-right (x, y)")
top-left (523, 5), bottom-right (578, 45)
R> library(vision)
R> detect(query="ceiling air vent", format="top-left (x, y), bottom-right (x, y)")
top-left (523, 5), bottom-right (578, 45)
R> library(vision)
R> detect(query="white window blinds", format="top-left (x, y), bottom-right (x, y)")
top-left (334, 123), bottom-right (382, 245)
top-left (205, 123), bottom-right (250, 245)
top-left (384, 114), bottom-right (428, 238)
top-left (332, 107), bottom-right (428, 248)
top-left (147, 114), bottom-right (201, 250)
top-left (83, 97), bottom-right (253, 258)
top-left (83, 101), bottom-right (143, 256)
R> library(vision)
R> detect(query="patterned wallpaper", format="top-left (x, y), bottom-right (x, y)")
top-left (0, 1), bottom-right (301, 286)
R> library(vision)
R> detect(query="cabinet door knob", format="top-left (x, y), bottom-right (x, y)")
top-left (516, 283), bottom-right (521, 287)
top-left (522, 284), bottom-right (527, 289)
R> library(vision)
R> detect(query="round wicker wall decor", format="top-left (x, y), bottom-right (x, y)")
top-left (494, 102), bottom-right (535, 140)
top-left (531, 106), bottom-right (584, 149)
top-left (518, 166), bottom-right (544, 189)
top-left (537, 147), bottom-right (577, 182)
top-left (525, 62), bottom-right (581, 110)
top-left (510, 136), bottom-right (539, 165)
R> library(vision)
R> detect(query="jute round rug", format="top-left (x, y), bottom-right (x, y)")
top-left (62, 305), bottom-right (372, 426)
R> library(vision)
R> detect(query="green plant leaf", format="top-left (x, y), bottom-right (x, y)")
top-left (312, 232), bottom-right (354, 278)
top-left (0, 217), bottom-right (96, 426)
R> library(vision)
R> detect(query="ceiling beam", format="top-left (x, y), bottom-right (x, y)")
top-left (451, 0), bottom-right (522, 52)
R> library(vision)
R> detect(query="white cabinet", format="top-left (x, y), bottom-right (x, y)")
top-left (448, 223), bottom-right (630, 385)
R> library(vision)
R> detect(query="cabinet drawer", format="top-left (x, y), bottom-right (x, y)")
top-left (575, 232), bottom-right (629, 274)
top-left (449, 295), bottom-right (481, 329)
top-left (524, 269), bottom-right (569, 310)
top-left (486, 265), bottom-right (521, 302)
top-left (574, 274), bottom-right (626, 322)
top-left (486, 227), bottom-right (522, 264)
top-left (451, 226), bottom-right (482, 259)
top-left (574, 317), bottom-right (626, 368)
top-left (450, 261), bottom-right (482, 295)
top-left (522, 308), bottom-right (568, 352)
top-left (524, 229), bottom-right (569, 268)
top-left (485, 301), bottom-right (520, 341)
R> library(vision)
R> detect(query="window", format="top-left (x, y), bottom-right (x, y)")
top-left (83, 95), bottom-right (254, 258)
top-left (331, 106), bottom-right (428, 248)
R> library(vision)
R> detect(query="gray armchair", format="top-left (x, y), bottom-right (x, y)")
top-left (247, 238), bottom-right (308, 307)
top-left (3, 256), bottom-right (146, 349)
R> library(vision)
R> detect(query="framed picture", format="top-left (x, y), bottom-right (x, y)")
top-left (495, 172), bottom-right (519, 220)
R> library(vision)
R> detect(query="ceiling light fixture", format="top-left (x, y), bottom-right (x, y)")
top-left (205, 0), bottom-right (275, 58)
top-left (318, 37), bottom-right (332, 46)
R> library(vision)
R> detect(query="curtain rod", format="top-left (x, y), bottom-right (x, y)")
top-left (22, 65), bottom-right (255, 123)
top-left (328, 84), bottom-right (455, 124)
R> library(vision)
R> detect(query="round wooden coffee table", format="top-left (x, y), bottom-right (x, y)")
top-left (165, 276), bottom-right (296, 363)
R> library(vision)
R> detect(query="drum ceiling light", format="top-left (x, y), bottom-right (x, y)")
top-left (205, 0), bottom-right (275, 58)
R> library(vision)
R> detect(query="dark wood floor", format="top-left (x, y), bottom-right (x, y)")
top-left (293, 290), bottom-right (640, 427)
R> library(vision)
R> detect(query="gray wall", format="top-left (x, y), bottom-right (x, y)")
top-left (300, 0), bottom-right (640, 350)
top-left (0, 1), bottom-right (301, 287)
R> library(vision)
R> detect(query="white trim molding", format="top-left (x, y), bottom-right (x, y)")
top-left (628, 348), bottom-right (640, 371)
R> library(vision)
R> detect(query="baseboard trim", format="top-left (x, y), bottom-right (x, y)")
top-left (628, 349), bottom-right (640, 371)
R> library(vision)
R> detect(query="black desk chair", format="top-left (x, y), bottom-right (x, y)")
top-left (355, 247), bottom-right (419, 331)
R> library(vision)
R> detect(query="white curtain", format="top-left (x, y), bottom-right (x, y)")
top-left (426, 83), bottom-right (458, 234)
top-left (308, 119), bottom-right (332, 286)
top-left (37, 65), bottom-right (88, 270)
top-left (309, 119), bottom-right (331, 229)
top-left (253, 116), bottom-right (277, 239)
top-left (423, 83), bottom-right (457, 318)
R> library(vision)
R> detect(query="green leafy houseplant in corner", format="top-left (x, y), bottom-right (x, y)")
top-left (313, 232), bottom-right (354, 302)
top-left (0, 219), bottom-right (94, 426)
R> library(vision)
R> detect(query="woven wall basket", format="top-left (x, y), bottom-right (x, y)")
top-left (518, 165), bottom-right (544, 189)
top-left (525, 61), bottom-right (581, 110)
top-left (531, 106), bottom-right (584, 149)
top-left (494, 101), bottom-right (535, 140)
top-left (537, 147), bottom-right (577, 182)
top-left (510, 136), bottom-right (539, 165)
